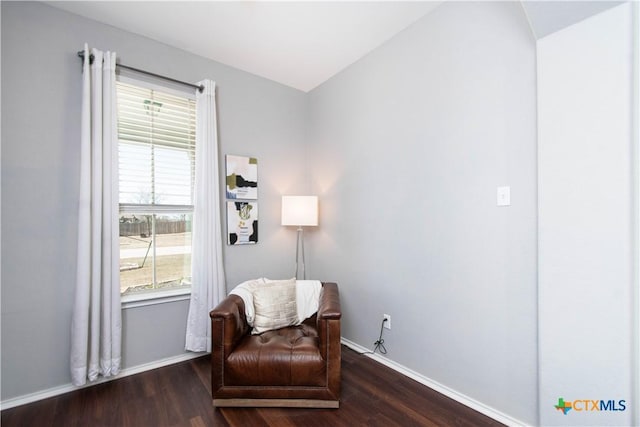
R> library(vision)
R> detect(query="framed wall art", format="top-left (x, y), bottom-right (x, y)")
top-left (226, 155), bottom-right (258, 200)
top-left (227, 201), bottom-right (258, 245)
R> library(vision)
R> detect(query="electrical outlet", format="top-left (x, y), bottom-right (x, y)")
top-left (383, 314), bottom-right (391, 330)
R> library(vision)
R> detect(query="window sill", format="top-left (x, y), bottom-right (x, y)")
top-left (121, 287), bottom-right (191, 309)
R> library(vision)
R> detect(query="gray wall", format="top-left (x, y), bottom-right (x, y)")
top-left (538, 4), bottom-right (634, 425)
top-left (1, 1), bottom-right (307, 400)
top-left (307, 2), bottom-right (538, 424)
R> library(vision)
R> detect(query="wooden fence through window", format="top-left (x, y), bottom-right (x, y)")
top-left (120, 220), bottom-right (190, 237)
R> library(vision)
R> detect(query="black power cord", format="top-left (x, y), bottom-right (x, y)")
top-left (373, 317), bottom-right (388, 354)
top-left (355, 317), bottom-right (388, 355)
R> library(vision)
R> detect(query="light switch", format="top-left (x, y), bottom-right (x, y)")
top-left (497, 186), bottom-right (510, 206)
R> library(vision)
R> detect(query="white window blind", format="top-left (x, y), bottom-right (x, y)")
top-left (117, 81), bottom-right (196, 209)
top-left (116, 81), bottom-right (196, 297)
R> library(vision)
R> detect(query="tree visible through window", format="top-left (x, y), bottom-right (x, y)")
top-left (117, 80), bottom-right (196, 296)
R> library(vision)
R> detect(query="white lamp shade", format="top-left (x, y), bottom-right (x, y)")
top-left (281, 196), bottom-right (318, 226)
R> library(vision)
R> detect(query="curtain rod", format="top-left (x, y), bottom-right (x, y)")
top-left (77, 51), bottom-right (204, 93)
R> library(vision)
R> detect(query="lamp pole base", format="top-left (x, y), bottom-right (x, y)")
top-left (294, 227), bottom-right (306, 280)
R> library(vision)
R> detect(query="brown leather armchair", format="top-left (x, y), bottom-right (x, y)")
top-left (210, 282), bottom-right (341, 408)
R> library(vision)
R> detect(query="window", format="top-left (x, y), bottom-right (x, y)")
top-left (117, 80), bottom-right (196, 297)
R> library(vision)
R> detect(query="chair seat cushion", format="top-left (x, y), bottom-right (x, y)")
top-left (225, 324), bottom-right (326, 387)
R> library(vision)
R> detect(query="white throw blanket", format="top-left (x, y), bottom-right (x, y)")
top-left (230, 278), bottom-right (322, 327)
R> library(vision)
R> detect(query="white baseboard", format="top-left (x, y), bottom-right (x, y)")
top-left (0, 352), bottom-right (206, 411)
top-left (340, 338), bottom-right (529, 427)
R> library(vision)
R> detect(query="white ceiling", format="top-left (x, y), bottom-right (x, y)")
top-left (48, 1), bottom-right (625, 92)
top-left (49, 1), bottom-right (441, 92)
top-left (521, 0), bottom-right (625, 39)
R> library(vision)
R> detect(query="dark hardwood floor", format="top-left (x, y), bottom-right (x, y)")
top-left (1, 346), bottom-right (504, 426)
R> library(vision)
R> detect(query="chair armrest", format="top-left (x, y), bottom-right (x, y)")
top-left (210, 294), bottom-right (249, 356)
top-left (317, 282), bottom-right (341, 399)
top-left (210, 294), bottom-right (249, 394)
top-left (317, 282), bottom-right (341, 357)
top-left (317, 282), bottom-right (341, 320)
